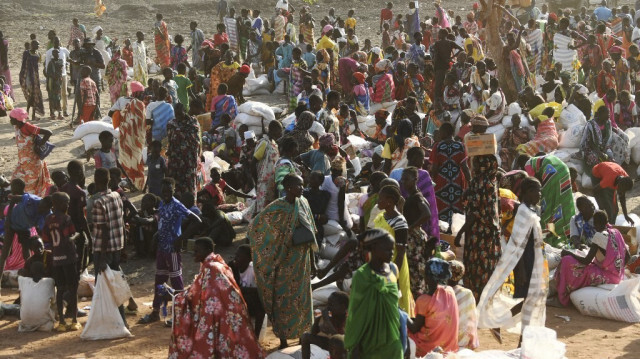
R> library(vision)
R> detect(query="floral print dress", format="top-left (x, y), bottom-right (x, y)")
top-left (462, 155), bottom-right (501, 301)
top-left (169, 253), bottom-right (264, 359)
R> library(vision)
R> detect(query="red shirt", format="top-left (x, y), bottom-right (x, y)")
top-left (381, 9), bottom-right (393, 22)
top-left (19, 122), bottom-right (40, 137)
top-left (203, 179), bottom-right (227, 205)
top-left (592, 162), bottom-right (628, 189)
top-left (42, 212), bottom-right (77, 266)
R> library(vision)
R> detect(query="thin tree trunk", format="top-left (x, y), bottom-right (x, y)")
top-left (482, 0), bottom-right (519, 102)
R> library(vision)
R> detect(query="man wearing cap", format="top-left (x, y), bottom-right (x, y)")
top-left (226, 64), bottom-right (251, 104)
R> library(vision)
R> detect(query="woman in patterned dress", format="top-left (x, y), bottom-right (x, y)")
top-left (154, 13), bottom-right (171, 68)
top-left (454, 154), bottom-right (501, 301)
top-left (169, 237), bottom-right (264, 358)
top-left (247, 174), bottom-right (316, 349)
top-left (166, 103), bottom-right (201, 197)
top-left (429, 123), bottom-right (468, 227)
top-left (10, 108), bottom-right (53, 197)
top-left (104, 49), bottom-right (129, 105)
top-left (205, 51), bottom-right (239, 111)
top-left (19, 41), bottom-right (44, 120)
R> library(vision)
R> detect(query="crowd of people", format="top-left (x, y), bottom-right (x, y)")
top-left (1, 0), bottom-right (640, 357)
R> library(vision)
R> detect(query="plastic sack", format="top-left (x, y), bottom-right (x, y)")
top-left (226, 211), bottom-right (244, 225)
top-left (486, 124), bottom-right (506, 143)
top-left (507, 102), bottom-right (522, 116)
top-left (451, 213), bottom-right (466, 236)
top-left (82, 133), bottom-right (101, 151)
top-left (311, 279), bottom-right (339, 307)
top-left (545, 245), bottom-right (562, 270)
top-left (581, 172), bottom-right (593, 189)
top-left (520, 326), bottom-right (566, 359)
top-left (18, 276), bottom-right (55, 332)
top-left (282, 113), bottom-right (296, 129)
top-left (105, 268), bottom-right (133, 306)
top-left (78, 269), bottom-right (96, 298)
top-left (234, 112), bottom-right (267, 127)
top-left (237, 101), bottom-right (276, 123)
top-left (323, 221), bottom-right (343, 237)
top-left (632, 146), bottom-right (640, 164)
top-left (551, 148), bottom-right (580, 163)
top-left (73, 120), bottom-right (118, 140)
top-left (347, 135), bottom-right (369, 151)
top-left (625, 127), bottom-right (640, 148)
top-left (570, 277), bottom-right (640, 322)
top-left (81, 267), bottom-right (133, 340)
top-left (559, 104), bottom-right (587, 130)
top-left (265, 344), bottom-right (329, 359)
top-left (558, 123), bottom-right (585, 148)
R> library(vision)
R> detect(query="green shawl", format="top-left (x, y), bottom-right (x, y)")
top-left (344, 263), bottom-right (403, 359)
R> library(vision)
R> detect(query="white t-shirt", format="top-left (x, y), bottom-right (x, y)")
top-left (44, 47), bottom-right (70, 76)
top-left (18, 276), bottom-right (55, 332)
top-left (487, 91), bottom-right (503, 111)
top-left (614, 103), bottom-right (638, 116)
top-left (110, 97), bottom-right (133, 112)
top-left (320, 175), bottom-right (353, 228)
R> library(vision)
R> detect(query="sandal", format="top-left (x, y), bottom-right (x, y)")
top-left (138, 313), bottom-right (160, 324)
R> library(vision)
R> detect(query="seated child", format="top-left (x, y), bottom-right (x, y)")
top-left (18, 236), bottom-right (53, 279)
top-left (199, 200), bottom-right (236, 247)
top-left (448, 260), bottom-right (479, 350)
top-left (43, 192), bottom-right (82, 332)
top-left (143, 140), bottom-right (166, 197)
top-left (198, 167), bottom-right (254, 208)
top-left (18, 261), bottom-right (56, 332)
top-left (229, 244), bottom-right (265, 337)
top-left (94, 130), bottom-right (118, 169)
top-left (301, 291), bottom-right (349, 359)
top-left (215, 134), bottom-right (241, 165)
top-left (130, 193), bottom-right (159, 258)
top-left (302, 171), bottom-right (331, 242)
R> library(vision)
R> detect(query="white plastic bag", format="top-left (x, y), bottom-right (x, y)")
top-left (625, 127), bottom-right (640, 148)
top-left (520, 326), bottom-right (566, 359)
top-left (82, 133), bottom-right (101, 151)
top-left (558, 123), bottom-right (585, 148)
top-left (78, 269), bottom-right (96, 298)
top-left (18, 276), bottom-right (55, 332)
top-left (632, 146), bottom-right (640, 164)
top-left (451, 213), bottom-right (466, 236)
top-left (507, 102), bottom-right (522, 116)
top-left (105, 268), bottom-right (132, 306)
top-left (226, 211), bottom-right (244, 225)
top-left (581, 172), bottom-right (593, 189)
top-left (237, 101), bottom-right (276, 123)
top-left (73, 120), bottom-right (118, 140)
top-left (234, 112), bottom-right (267, 127)
top-left (559, 104), bottom-right (587, 129)
top-left (81, 267), bottom-right (133, 340)
top-left (486, 124), bottom-right (506, 143)
top-left (570, 277), bottom-right (640, 322)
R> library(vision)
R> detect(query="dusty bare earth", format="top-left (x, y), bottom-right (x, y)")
top-left (1, 0), bottom-right (640, 357)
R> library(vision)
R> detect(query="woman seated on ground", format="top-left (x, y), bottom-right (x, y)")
top-left (569, 196), bottom-right (597, 248)
top-left (555, 210), bottom-right (629, 306)
top-left (407, 258), bottom-right (459, 356)
top-left (169, 237), bottom-right (264, 358)
top-left (516, 107), bottom-right (559, 156)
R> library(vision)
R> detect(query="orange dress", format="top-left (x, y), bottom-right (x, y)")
top-left (409, 286), bottom-right (460, 357)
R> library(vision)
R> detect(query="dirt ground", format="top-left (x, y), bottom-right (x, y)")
top-left (1, 0), bottom-right (640, 357)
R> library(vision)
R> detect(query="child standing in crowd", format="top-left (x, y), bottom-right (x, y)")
top-left (139, 178), bottom-right (201, 324)
top-left (43, 192), bottom-right (81, 332)
top-left (94, 130), bottom-right (118, 169)
top-left (78, 65), bottom-right (98, 123)
top-left (130, 193), bottom-right (159, 258)
top-left (144, 140), bottom-right (166, 196)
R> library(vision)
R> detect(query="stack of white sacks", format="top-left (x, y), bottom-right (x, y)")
top-left (551, 103), bottom-right (588, 186)
top-left (233, 101), bottom-right (276, 137)
top-left (242, 68), bottom-right (271, 96)
top-left (73, 117), bottom-right (119, 152)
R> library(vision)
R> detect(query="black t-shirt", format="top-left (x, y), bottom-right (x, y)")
top-left (432, 40), bottom-right (458, 71)
top-left (42, 213), bottom-right (78, 266)
top-left (61, 182), bottom-right (87, 231)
